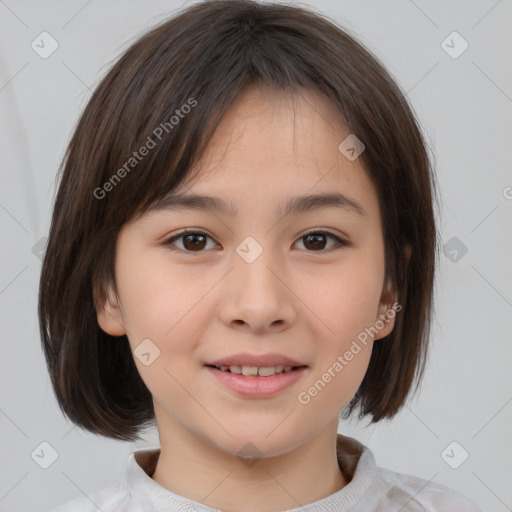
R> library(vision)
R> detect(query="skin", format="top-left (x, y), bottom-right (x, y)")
top-left (97, 84), bottom-right (403, 511)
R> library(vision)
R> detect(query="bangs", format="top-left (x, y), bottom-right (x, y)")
top-left (84, 4), bottom-right (373, 230)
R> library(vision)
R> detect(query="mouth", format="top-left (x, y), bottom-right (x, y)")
top-left (204, 364), bottom-right (308, 397)
top-left (204, 364), bottom-right (307, 377)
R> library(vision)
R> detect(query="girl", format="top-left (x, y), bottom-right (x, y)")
top-left (39, 1), bottom-right (483, 510)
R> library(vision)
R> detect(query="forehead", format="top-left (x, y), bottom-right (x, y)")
top-left (148, 85), bottom-right (380, 223)
top-left (191, 85), bottom-right (350, 174)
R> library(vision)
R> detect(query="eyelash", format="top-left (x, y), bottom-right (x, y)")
top-left (163, 229), bottom-right (350, 254)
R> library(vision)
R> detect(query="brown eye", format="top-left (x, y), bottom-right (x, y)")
top-left (164, 229), bottom-right (348, 254)
top-left (165, 230), bottom-right (216, 252)
top-left (303, 233), bottom-right (327, 250)
top-left (296, 231), bottom-right (348, 252)
top-left (182, 233), bottom-right (207, 251)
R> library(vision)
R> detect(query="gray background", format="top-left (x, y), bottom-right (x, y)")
top-left (1, 0), bottom-right (511, 510)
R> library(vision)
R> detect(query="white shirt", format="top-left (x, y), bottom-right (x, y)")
top-left (48, 434), bottom-right (483, 511)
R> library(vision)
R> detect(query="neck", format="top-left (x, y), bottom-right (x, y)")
top-left (151, 419), bottom-right (348, 511)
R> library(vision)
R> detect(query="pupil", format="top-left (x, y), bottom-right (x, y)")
top-left (184, 234), bottom-right (206, 250)
top-left (305, 233), bottom-right (325, 250)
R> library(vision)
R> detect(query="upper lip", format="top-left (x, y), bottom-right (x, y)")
top-left (205, 353), bottom-right (307, 368)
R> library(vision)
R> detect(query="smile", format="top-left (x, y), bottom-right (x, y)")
top-left (207, 364), bottom-right (304, 377)
top-left (205, 365), bottom-right (308, 397)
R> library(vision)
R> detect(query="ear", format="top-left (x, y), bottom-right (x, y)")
top-left (373, 243), bottom-right (411, 340)
top-left (373, 280), bottom-right (397, 340)
top-left (403, 242), bottom-right (412, 264)
top-left (94, 282), bottom-right (126, 336)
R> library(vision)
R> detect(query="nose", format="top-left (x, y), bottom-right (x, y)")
top-left (219, 246), bottom-right (297, 334)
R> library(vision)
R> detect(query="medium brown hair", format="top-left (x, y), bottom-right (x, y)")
top-left (38, 0), bottom-right (439, 442)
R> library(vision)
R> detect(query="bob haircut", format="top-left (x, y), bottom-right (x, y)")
top-left (39, 0), bottom-right (439, 442)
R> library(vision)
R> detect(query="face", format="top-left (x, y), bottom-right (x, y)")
top-left (97, 85), bottom-right (398, 460)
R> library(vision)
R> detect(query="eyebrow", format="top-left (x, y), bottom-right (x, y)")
top-left (146, 191), bottom-right (367, 218)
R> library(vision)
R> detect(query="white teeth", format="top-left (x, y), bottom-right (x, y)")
top-left (240, 365), bottom-right (258, 376)
top-left (257, 365), bottom-right (284, 377)
top-left (218, 364), bottom-right (294, 376)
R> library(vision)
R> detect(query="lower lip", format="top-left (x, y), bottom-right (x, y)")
top-left (205, 366), bottom-right (308, 397)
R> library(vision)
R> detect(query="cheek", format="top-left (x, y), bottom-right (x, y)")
top-left (297, 257), bottom-right (384, 344)
top-left (296, 269), bottom-right (377, 414)
top-left (114, 250), bottom-right (196, 347)
top-left (118, 256), bottom-right (217, 374)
